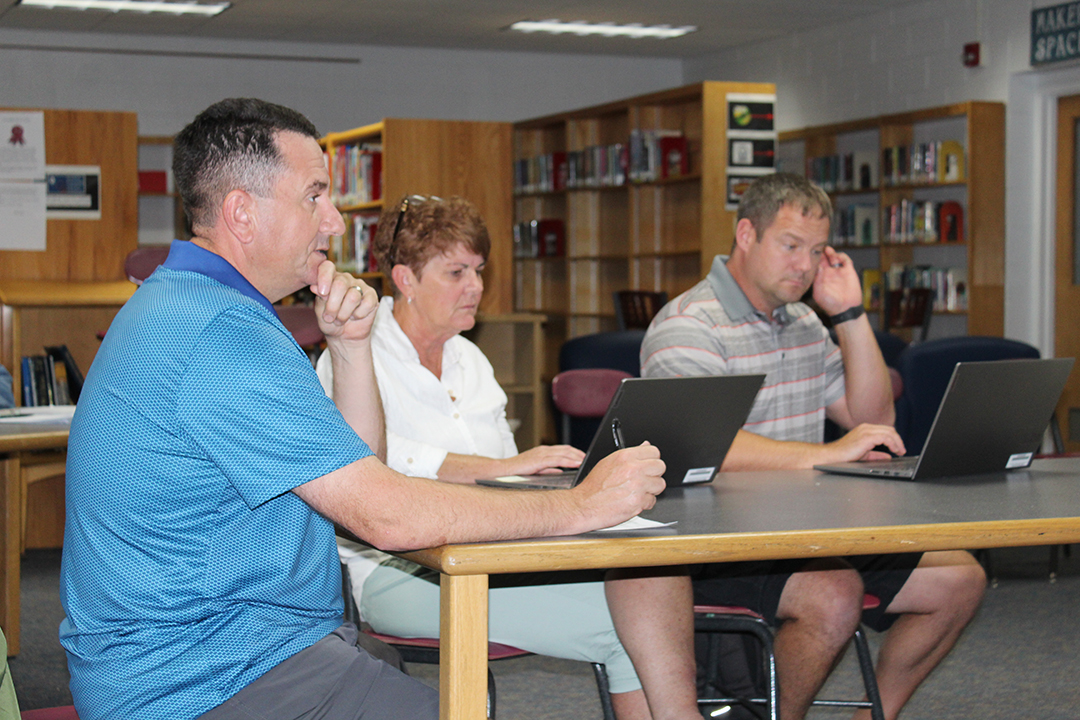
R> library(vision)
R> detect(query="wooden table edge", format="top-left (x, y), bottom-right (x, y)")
top-left (400, 518), bottom-right (1080, 576)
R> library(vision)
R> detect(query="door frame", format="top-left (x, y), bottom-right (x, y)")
top-left (1006, 65), bottom-right (1080, 356)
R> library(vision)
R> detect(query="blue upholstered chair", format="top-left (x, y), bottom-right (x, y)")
top-left (894, 336), bottom-right (1041, 456)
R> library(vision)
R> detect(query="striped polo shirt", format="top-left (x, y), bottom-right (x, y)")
top-left (640, 255), bottom-right (845, 443)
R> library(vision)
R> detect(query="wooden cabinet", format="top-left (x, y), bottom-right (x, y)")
top-left (778, 101), bottom-right (1005, 339)
top-left (463, 313), bottom-right (546, 450)
top-left (512, 81), bottom-right (776, 378)
top-left (321, 118), bottom-right (514, 313)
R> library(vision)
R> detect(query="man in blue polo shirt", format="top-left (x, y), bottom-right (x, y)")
top-left (58, 98), bottom-right (669, 720)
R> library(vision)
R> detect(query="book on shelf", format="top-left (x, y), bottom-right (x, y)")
top-left (939, 201), bottom-right (964, 243)
top-left (332, 212), bottom-right (380, 273)
top-left (514, 218), bottom-right (565, 258)
top-left (329, 142), bottom-right (382, 206)
top-left (881, 140), bottom-right (965, 186)
top-left (834, 204), bottom-right (878, 246)
top-left (45, 344), bottom-right (83, 402)
top-left (658, 135), bottom-right (690, 179)
top-left (861, 269), bottom-right (884, 311)
top-left (886, 264), bottom-right (967, 311)
top-left (882, 200), bottom-right (963, 244)
top-left (20, 347), bottom-right (81, 406)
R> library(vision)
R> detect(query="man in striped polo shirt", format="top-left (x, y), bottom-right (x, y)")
top-left (641, 174), bottom-right (985, 720)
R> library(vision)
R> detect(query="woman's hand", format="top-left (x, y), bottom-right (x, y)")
top-left (499, 445), bottom-right (586, 476)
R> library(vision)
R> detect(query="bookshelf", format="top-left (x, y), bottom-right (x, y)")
top-left (778, 101), bottom-right (1005, 339)
top-left (512, 81), bottom-right (776, 381)
top-left (320, 118), bottom-right (514, 311)
top-left (136, 135), bottom-right (189, 246)
top-left (321, 118), bottom-right (548, 447)
top-left (462, 313), bottom-right (545, 450)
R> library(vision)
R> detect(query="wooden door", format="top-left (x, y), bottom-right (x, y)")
top-left (1054, 95), bottom-right (1080, 452)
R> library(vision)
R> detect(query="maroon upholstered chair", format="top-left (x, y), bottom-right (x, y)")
top-left (275, 305), bottom-right (325, 350)
top-left (123, 245), bottom-right (171, 285)
top-left (550, 368), bottom-right (633, 445)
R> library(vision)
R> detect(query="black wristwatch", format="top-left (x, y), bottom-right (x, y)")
top-left (828, 305), bottom-right (865, 325)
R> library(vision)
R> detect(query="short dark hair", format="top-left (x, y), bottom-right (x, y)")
top-left (173, 98), bottom-right (320, 233)
top-left (737, 173), bottom-right (832, 239)
top-left (372, 195), bottom-right (491, 298)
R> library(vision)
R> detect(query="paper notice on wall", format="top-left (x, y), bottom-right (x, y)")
top-left (0, 112), bottom-right (46, 181)
top-left (0, 181), bottom-right (47, 251)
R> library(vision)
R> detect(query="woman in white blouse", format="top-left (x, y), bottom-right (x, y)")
top-left (318, 195), bottom-right (701, 720)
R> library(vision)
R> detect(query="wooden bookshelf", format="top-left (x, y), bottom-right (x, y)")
top-left (779, 101), bottom-right (1005, 339)
top-left (137, 135), bottom-right (188, 245)
top-left (322, 118), bottom-right (552, 448)
top-left (512, 81), bottom-right (776, 380)
top-left (321, 118), bottom-right (514, 313)
top-left (462, 313), bottom-right (546, 450)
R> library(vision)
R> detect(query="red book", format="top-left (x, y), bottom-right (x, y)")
top-left (535, 219), bottom-right (565, 258)
top-left (938, 201), bottom-right (964, 243)
top-left (658, 136), bottom-right (689, 179)
top-left (138, 171), bottom-right (168, 194)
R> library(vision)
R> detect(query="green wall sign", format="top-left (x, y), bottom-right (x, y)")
top-left (1032, 2), bottom-right (1080, 65)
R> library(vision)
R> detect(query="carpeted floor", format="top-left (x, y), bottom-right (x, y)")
top-left (9, 545), bottom-right (1079, 718)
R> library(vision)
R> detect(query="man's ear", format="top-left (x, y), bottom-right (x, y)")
top-left (733, 218), bottom-right (757, 253)
top-left (221, 189), bottom-right (258, 245)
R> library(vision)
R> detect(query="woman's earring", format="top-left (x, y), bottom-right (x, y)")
top-left (407, 296), bottom-right (413, 304)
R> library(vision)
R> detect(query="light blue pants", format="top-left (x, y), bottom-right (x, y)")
top-left (360, 559), bottom-right (641, 694)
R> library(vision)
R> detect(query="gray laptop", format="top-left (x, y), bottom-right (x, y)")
top-left (477, 374), bottom-right (764, 490)
top-left (814, 357), bottom-right (1074, 481)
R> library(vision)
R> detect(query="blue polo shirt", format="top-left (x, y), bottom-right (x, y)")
top-left (59, 240), bottom-right (372, 720)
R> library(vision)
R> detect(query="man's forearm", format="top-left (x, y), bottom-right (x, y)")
top-left (329, 341), bottom-right (387, 461)
top-left (833, 314), bottom-right (894, 426)
top-left (721, 429), bottom-right (825, 471)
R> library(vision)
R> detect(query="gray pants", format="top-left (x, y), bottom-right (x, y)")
top-left (197, 624), bottom-right (438, 720)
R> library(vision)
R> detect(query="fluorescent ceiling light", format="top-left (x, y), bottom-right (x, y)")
top-left (510, 19), bottom-right (696, 40)
top-left (18, 0), bottom-right (230, 16)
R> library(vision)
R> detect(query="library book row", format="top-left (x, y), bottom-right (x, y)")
top-left (862, 264), bottom-right (967, 313)
top-left (328, 142), bottom-right (383, 207)
top-left (834, 200), bottom-right (963, 247)
top-left (806, 139), bottom-right (965, 193)
top-left (330, 212), bottom-right (380, 274)
top-left (514, 129), bottom-right (690, 194)
top-left (513, 218), bottom-right (565, 258)
top-left (20, 345), bottom-right (83, 407)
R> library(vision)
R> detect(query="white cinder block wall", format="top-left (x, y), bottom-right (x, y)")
top-left (0, 28), bottom-right (681, 136)
top-left (684, 0), bottom-right (1077, 353)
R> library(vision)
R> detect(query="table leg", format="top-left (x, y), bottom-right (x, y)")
top-left (1, 455), bottom-right (21, 656)
top-left (439, 573), bottom-right (489, 720)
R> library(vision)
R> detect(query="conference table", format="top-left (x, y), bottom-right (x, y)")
top-left (0, 408), bottom-right (73, 656)
top-left (399, 457), bottom-right (1080, 720)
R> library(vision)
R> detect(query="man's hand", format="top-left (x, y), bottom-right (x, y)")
top-left (571, 443), bottom-right (666, 529)
top-left (500, 445), bottom-right (586, 476)
top-left (812, 246), bottom-right (863, 316)
top-left (820, 423), bottom-right (906, 464)
top-left (311, 260), bottom-right (379, 343)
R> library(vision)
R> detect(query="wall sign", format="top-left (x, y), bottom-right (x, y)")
top-left (1032, 1), bottom-right (1080, 66)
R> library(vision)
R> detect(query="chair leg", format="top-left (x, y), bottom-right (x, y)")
top-left (487, 668), bottom-right (496, 719)
top-left (591, 663), bottom-right (616, 720)
top-left (853, 626), bottom-right (885, 720)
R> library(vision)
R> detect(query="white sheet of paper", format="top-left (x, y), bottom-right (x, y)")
top-left (0, 181), bottom-right (46, 251)
top-left (593, 516), bottom-right (676, 533)
top-left (0, 405), bottom-right (76, 423)
top-left (0, 111), bottom-right (46, 181)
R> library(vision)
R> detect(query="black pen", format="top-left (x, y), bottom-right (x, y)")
top-left (611, 418), bottom-right (625, 450)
